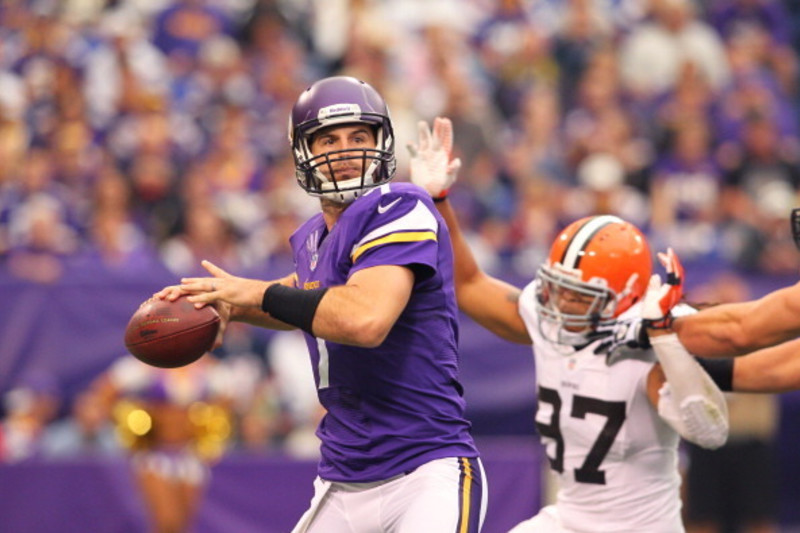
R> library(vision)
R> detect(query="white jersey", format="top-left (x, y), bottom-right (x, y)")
top-left (519, 281), bottom-right (683, 533)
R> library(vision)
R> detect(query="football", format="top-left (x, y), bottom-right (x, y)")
top-left (124, 296), bottom-right (220, 368)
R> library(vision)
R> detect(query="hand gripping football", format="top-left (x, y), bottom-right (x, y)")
top-left (124, 296), bottom-right (220, 368)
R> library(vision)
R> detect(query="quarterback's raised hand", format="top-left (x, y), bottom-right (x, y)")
top-left (407, 117), bottom-right (462, 200)
top-left (643, 248), bottom-right (685, 331)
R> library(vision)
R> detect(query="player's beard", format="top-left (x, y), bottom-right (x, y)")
top-left (320, 197), bottom-right (350, 210)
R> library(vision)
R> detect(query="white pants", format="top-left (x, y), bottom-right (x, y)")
top-left (508, 505), bottom-right (560, 533)
top-left (508, 505), bottom-right (581, 533)
top-left (293, 456), bottom-right (487, 533)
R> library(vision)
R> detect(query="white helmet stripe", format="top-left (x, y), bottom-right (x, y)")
top-left (560, 215), bottom-right (624, 268)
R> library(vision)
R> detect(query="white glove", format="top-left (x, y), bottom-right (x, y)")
top-left (408, 117), bottom-right (462, 199)
top-left (642, 248), bottom-right (684, 329)
top-left (591, 317), bottom-right (649, 364)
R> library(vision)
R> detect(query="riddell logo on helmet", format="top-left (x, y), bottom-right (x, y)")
top-left (318, 104), bottom-right (362, 120)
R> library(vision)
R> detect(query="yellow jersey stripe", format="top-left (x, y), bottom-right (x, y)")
top-left (350, 231), bottom-right (437, 263)
top-left (460, 457), bottom-right (473, 533)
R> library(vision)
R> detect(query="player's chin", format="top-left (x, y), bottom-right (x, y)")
top-left (332, 167), bottom-right (362, 180)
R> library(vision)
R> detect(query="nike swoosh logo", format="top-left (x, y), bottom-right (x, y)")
top-left (377, 198), bottom-right (401, 214)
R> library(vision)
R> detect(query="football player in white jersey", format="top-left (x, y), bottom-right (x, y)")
top-left (409, 118), bottom-right (732, 532)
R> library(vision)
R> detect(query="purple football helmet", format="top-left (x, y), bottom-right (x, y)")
top-left (289, 76), bottom-right (396, 203)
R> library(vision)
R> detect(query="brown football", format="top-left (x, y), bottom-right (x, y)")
top-left (124, 296), bottom-right (220, 368)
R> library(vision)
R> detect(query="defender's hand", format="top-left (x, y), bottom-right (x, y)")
top-left (408, 117), bottom-right (461, 199)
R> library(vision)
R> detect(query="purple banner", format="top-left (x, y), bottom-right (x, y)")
top-left (0, 265), bottom-right (538, 435)
top-left (0, 438), bottom-right (542, 533)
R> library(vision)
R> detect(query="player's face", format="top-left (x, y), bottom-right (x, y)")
top-left (552, 287), bottom-right (599, 331)
top-left (309, 125), bottom-right (377, 183)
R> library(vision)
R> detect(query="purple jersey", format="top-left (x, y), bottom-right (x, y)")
top-left (289, 182), bottom-right (478, 482)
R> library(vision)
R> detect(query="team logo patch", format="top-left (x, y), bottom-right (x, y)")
top-left (318, 103), bottom-right (361, 120)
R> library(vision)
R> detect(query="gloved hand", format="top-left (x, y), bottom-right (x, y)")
top-left (591, 318), bottom-right (651, 364)
top-left (642, 248), bottom-right (684, 330)
top-left (407, 117), bottom-right (461, 200)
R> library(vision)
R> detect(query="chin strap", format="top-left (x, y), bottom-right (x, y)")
top-left (652, 333), bottom-right (729, 449)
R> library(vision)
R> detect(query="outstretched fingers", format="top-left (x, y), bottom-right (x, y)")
top-left (416, 120), bottom-right (432, 153)
top-left (433, 117), bottom-right (453, 156)
top-left (657, 248), bottom-right (684, 286)
top-left (181, 273), bottom-right (269, 310)
top-left (179, 277), bottom-right (220, 308)
top-left (178, 260), bottom-right (229, 306)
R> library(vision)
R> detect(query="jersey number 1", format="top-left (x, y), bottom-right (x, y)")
top-left (536, 386), bottom-right (626, 485)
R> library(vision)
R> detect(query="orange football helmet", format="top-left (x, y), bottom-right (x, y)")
top-left (535, 215), bottom-right (652, 346)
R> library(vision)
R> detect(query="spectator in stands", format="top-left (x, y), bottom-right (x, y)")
top-left (618, 0), bottom-right (730, 102)
top-left (83, 8), bottom-right (170, 131)
top-left (563, 48), bottom-right (652, 181)
top-left (6, 191), bottom-right (78, 283)
top-left (80, 161), bottom-right (159, 271)
top-left (0, 120), bottom-right (28, 254)
top-left (40, 389), bottom-right (122, 459)
top-left (551, 0), bottom-right (614, 111)
top-left (127, 150), bottom-right (182, 245)
top-left (262, 329), bottom-right (325, 459)
top-left (150, 0), bottom-right (234, 60)
top-left (720, 112), bottom-right (800, 273)
top-left (651, 62), bottom-right (716, 151)
top-left (710, 0), bottom-right (791, 44)
top-left (472, 0), bottom-right (559, 120)
top-left (159, 201), bottom-right (246, 276)
top-left (649, 117), bottom-right (725, 262)
top-left (561, 151), bottom-right (650, 227)
top-left (192, 104), bottom-right (267, 237)
top-left (715, 34), bottom-right (798, 146)
top-left (505, 83), bottom-right (568, 185)
top-left (0, 371), bottom-right (60, 463)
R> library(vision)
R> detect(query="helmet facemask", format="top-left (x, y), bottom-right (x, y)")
top-left (289, 77), bottom-right (397, 204)
top-left (292, 116), bottom-right (395, 203)
top-left (533, 214), bottom-right (651, 348)
top-left (534, 263), bottom-right (619, 347)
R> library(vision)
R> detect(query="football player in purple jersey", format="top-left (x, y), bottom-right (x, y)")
top-left (158, 77), bottom-right (486, 533)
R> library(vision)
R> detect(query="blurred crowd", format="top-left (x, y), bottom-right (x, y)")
top-left (2, 0), bottom-right (800, 464)
top-left (0, 331), bottom-right (324, 464)
top-left (2, 0), bottom-right (800, 285)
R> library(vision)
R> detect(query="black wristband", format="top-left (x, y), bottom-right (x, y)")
top-left (432, 195), bottom-right (448, 203)
top-left (643, 313), bottom-right (674, 331)
top-left (637, 322), bottom-right (652, 349)
top-left (261, 285), bottom-right (328, 334)
top-left (696, 357), bottom-right (734, 392)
